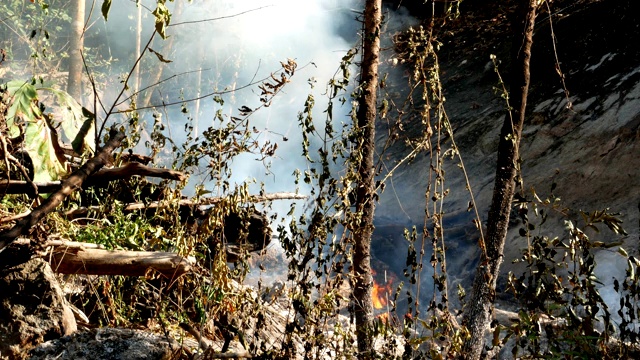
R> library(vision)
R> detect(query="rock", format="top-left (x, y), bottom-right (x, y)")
top-left (29, 328), bottom-right (181, 360)
top-left (0, 258), bottom-right (77, 360)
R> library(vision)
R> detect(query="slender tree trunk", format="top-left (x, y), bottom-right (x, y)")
top-left (352, 0), bottom-right (382, 357)
top-left (460, 1), bottom-right (539, 358)
top-left (133, 2), bottom-right (143, 103)
top-left (193, 44), bottom-right (205, 134)
top-left (67, 0), bottom-right (85, 100)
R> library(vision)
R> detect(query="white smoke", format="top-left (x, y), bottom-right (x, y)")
top-left (127, 0), bottom-right (362, 197)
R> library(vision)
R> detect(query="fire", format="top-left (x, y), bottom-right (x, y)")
top-left (371, 269), bottom-right (393, 310)
top-left (372, 280), bottom-right (390, 309)
top-left (377, 312), bottom-right (390, 323)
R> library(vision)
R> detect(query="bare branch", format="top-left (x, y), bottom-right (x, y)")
top-left (86, 162), bottom-right (187, 184)
top-left (169, 6), bottom-right (272, 27)
top-left (97, 31), bottom-right (157, 140)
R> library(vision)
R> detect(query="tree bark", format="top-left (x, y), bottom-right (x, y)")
top-left (0, 130), bottom-right (125, 253)
top-left (460, 1), bottom-right (539, 359)
top-left (66, 0), bottom-right (85, 99)
top-left (352, 0), bottom-right (382, 357)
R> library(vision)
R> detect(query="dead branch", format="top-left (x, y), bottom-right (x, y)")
top-left (49, 246), bottom-right (194, 278)
top-left (85, 161), bottom-right (187, 184)
top-left (0, 211), bottom-right (31, 224)
top-left (12, 238), bottom-right (107, 249)
top-left (202, 352), bottom-right (253, 359)
top-left (0, 180), bottom-right (60, 194)
top-left (0, 162), bottom-right (186, 195)
top-left (179, 322), bottom-right (213, 352)
top-left (0, 129), bottom-right (125, 253)
top-left (65, 192), bottom-right (308, 217)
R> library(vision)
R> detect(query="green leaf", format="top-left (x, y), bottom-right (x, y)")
top-left (4, 80), bottom-right (89, 182)
top-left (23, 118), bottom-right (68, 182)
top-left (5, 80), bottom-right (41, 137)
top-left (101, 0), bottom-right (112, 20)
top-left (152, 3), bottom-right (171, 39)
top-left (46, 87), bottom-right (95, 154)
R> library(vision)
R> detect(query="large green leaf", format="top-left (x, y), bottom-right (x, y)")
top-left (5, 80), bottom-right (72, 182)
top-left (47, 87), bottom-right (95, 154)
top-left (5, 80), bottom-right (41, 138)
top-left (4, 79), bottom-right (94, 182)
top-left (22, 115), bottom-right (68, 183)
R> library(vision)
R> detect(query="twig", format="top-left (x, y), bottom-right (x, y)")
top-left (6, 153), bottom-right (38, 195)
top-left (13, 238), bottom-right (106, 249)
top-left (179, 322), bottom-right (212, 352)
top-left (0, 211), bottom-right (31, 224)
top-left (203, 352), bottom-right (253, 359)
top-left (169, 6), bottom-right (272, 27)
top-left (115, 68), bottom-right (212, 107)
top-left (179, 322), bottom-right (253, 358)
top-left (86, 162), bottom-right (187, 184)
top-left (80, 49), bottom-right (108, 146)
top-left (113, 72), bottom-right (270, 114)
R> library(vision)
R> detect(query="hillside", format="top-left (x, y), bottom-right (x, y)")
top-left (376, 0), bottom-right (639, 301)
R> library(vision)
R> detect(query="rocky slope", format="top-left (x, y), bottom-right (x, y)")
top-left (375, 0), bottom-right (639, 300)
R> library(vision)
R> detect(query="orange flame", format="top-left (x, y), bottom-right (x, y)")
top-left (377, 312), bottom-right (390, 323)
top-left (372, 281), bottom-right (389, 309)
top-left (371, 270), bottom-right (393, 310)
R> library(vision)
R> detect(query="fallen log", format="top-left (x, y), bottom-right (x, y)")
top-left (49, 246), bottom-right (194, 278)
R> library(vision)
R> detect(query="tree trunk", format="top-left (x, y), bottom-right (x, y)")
top-left (66, 0), bottom-right (85, 100)
top-left (133, 2), bottom-right (143, 103)
top-left (460, 1), bottom-right (539, 358)
top-left (352, 0), bottom-right (382, 357)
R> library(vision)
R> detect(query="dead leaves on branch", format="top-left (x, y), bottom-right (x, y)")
top-left (258, 58), bottom-right (296, 106)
